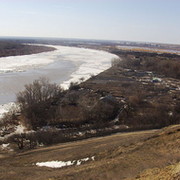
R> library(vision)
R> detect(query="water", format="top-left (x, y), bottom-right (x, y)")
top-left (0, 45), bottom-right (118, 116)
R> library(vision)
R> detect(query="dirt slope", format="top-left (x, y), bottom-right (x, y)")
top-left (0, 125), bottom-right (180, 180)
top-left (129, 162), bottom-right (180, 180)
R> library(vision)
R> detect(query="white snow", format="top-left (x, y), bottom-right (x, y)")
top-left (0, 47), bottom-right (56, 73)
top-left (0, 107), bottom-right (8, 119)
top-left (91, 156), bottom-right (95, 161)
top-left (0, 102), bottom-right (18, 120)
top-left (36, 161), bottom-right (74, 168)
top-left (76, 157), bottom-right (90, 166)
top-left (152, 77), bottom-right (162, 82)
top-left (0, 143), bottom-right (13, 151)
top-left (0, 44), bottom-right (118, 116)
top-left (15, 124), bottom-right (26, 134)
top-left (0, 124), bottom-right (26, 142)
top-left (0, 103), bottom-right (13, 119)
top-left (0, 45), bottom-right (118, 82)
top-left (1, 143), bottom-right (9, 149)
top-left (76, 160), bottom-right (81, 166)
top-left (58, 46), bottom-right (118, 89)
top-left (36, 156), bottom-right (95, 168)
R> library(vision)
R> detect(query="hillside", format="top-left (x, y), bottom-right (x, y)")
top-left (130, 162), bottom-right (180, 180)
top-left (0, 125), bottom-right (179, 180)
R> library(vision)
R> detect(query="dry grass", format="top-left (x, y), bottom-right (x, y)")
top-left (129, 162), bottom-right (180, 180)
top-left (0, 125), bottom-right (180, 180)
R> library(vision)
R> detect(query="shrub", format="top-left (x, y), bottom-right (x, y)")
top-left (69, 81), bottom-right (80, 90)
top-left (10, 133), bottom-right (26, 150)
top-left (17, 78), bottom-right (63, 130)
top-left (0, 105), bottom-right (19, 136)
top-left (86, 95), bottom-right (119, 123)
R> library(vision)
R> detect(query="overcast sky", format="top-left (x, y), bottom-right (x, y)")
top-left (0, 0), bottom-right (179, 44)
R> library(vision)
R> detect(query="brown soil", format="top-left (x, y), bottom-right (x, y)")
top-left (80, 51), bottom-right (180, 129)
top-left (0, 125), bottom-right (179, 180)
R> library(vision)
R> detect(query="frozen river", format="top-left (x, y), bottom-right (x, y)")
top-left (0, 45), bottom-right (118, 117)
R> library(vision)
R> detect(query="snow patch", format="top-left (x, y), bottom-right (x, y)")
top-left (1, 143), bottom-right (9, 149)
top-left (0, 103), bottom-right (12, 119)
top-left (152, 77), bottom-right (162, 83)
top-left (15, 125), bottom-right (26, 134)
top-left (0, 102), bottom-right (17, 119)
top-left (0, 143), bottom-right (13, 151)
top-left (36, 161), bottom-right (74, 168)
top-left (36, 156), bottom-right (95, 168)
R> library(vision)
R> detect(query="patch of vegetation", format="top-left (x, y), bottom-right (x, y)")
top-left (0, 41), bottom-right (56, 57)
top-left (81, 49), bottom-right (180, 130)
top-left (112, 50), bottom-right (180, 79)
top-left (14, 78), bottom-right (119, 130)
top-left (1, 48), bottom-right (180, 150)
top-left (17, 78), bottom-right (64, 130)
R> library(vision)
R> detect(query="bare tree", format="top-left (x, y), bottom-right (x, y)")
top-left (17, 78), bottom-right (63, 129)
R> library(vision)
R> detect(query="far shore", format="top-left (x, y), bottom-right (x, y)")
top-left (0, 42), bottom-right (56, 58)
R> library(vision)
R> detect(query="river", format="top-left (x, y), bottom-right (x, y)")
top-left (0, 45), bottom-right (118, 117)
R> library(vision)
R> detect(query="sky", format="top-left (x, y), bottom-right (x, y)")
top-left (0, 0), bottom-right (179, 44)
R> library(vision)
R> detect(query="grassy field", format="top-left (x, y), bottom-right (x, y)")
top-left (0, 125), bottom-right (179, 180)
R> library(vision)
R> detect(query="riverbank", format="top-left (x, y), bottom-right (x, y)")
top-left (0, 41), bottom-right (56, 58)
top-left (81, 48), bottom-right (180, 129)
top-left (0, 45), bottom-right (118, 117)
top-left (0, 43), bottom-right (180, 133)
top-left (1, 46), bottom-right (180, 146)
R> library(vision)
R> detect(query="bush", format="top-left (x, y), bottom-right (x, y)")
top-left (0, 105), bottom-right (19, 136)
top-left (10, 129), bottom-right (71, 149)
top-left (86, 95), bottom-right (119, 123)
top-left (17, 78), bottom-right (63, 130)
top-left (69, 82), bottom-right (80, 90)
